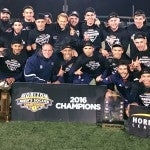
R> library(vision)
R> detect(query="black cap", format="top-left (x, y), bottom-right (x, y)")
top-left (0, 8), bottom-right (11, 15)
top-left (116, 60), bottom-right (131, 67)
top-left (108, 12), bottom-right (119, 20)
top-left (141, 67), bottom-right (150, 74)
top-left (85, 7), bottom-right (95, 14)
top-left (35, 13), bottom-right (45, 20)
top-left (112, 41), bottom-right (123, 48)
top-left (12, 18), bottom-right (23, 25)
top-left (11, 37), bottom-right (23, 45)
top-left (44, 12), bottom-right (53, 21)
top-left (69, 11), bottom-right (79, 18)
top-left (61, 44), bottom-right (73, 50)
top-left (83, 41), bottom-right (94, 48)
top-left (133, 32), bottom-right (146, 40)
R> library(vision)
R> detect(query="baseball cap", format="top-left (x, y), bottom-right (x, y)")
top-left (11, 37), bottom-right (23, 45)
top-left (61, 44), bottom-right (73, 50)
top-left (85, 7), bottom-right (95, 14)
top-left (69, 11), bottom-right (79, 18)
top-left (83, 41), bottom-right (94, 47)
top-left (133, 32), bottom-right (146, 40)
top-left (141, 67), bottom-right (150, 74)
top-left (108, 12), bottom-right (119, 20)
top-left (0, 8), bottom-right (11, 15)
top-left (35, 13), bottom-right (45, 20)
top-left (12, 18), bottom-right (23, 25)
top-left (112, 41), bottom-right (123, 48)
top-left (44, 12), bottom-right (53, 21)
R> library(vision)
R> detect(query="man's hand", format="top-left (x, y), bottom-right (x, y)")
top-left (57, 66), bottom-right (64, 77)
top-left (100, 49), bottom-right (109, 57)
top-left (5, 77), bottom-right (15, 85)
top-left (74, 67), bottom-right (83, 75)
top-left (95, 75), bottom-right (103, 82)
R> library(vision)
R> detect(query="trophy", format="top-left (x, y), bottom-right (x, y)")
top-left (102, 91), bottom-right (124, 128)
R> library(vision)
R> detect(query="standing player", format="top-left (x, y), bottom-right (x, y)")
top-left (126, 10), bottom-right (150, 58)
top-left (4, 18), bottom-right (28, 50)
top-left (81, 7), bottom-right (103, 51)
top-left (0, 8), bottom-right (12, 34)
top-left (27, 13), bottom-right (52, 56)
top-left (131, 32), bottom-right (150, 69)
top-left (50, 13), bottom-right (79, 55)
top-left (0, 37), bottom-right (28, 85)
top-left (101, 12), bottom-right (128, 57)
top-left (22, 5), bottom-right (35, 31)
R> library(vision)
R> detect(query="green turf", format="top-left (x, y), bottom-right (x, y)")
top-left (0, 121), bottom-right (149, 150)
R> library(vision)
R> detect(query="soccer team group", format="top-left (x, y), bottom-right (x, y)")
top-left (0, 5), bottom-right (149, 116)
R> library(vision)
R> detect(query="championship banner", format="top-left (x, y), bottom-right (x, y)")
top-left (11, 82), bottom-right (107, 123)
top-left (128, 105), bottom-right (150, 138)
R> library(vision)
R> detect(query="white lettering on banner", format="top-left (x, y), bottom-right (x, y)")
top-left (55, 96), bottom-right (101, 110)
top-left (70, 97), bottom-right (87, 103)
top-left (132, 116), bottom-right (150, 130)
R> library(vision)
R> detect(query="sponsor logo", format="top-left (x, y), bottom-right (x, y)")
top-left (16, 92), bottom-right (53, 112)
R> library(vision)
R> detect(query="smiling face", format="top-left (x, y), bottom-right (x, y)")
top-left (134, 15), bottom-right (145, 29)
top-left (61, 47), bottom-right (73, 60)
top-left (0, 12), bottom-right (10, 22)
top-left (134, 38), bottom-right (147, 51)
top-left (35, 19), bottom-right (46, 31)
top-left (111, 46), bottom-right (123, 59)
top-left (57, 14), bottom-right (68, 30)
top-left (84, 12), bottom-right (96, 26)
top-left (108, 17), bottom-right (120, 31)
top-left (23, 8), bottom-right (34, 22)
top-left (41, 44), bottom-right (53, 59)
top-left (141, 73), bottom-right (150, 87)
top-left (69, 15), bottom-right (79, 27)
top-left (117, 65), bottom-right (129, 79)
top-left (11, 43), bottom-right (23, 55)
top-left (13, 22), bottom-right (23, 34)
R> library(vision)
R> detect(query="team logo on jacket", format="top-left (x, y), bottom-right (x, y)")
top-left (16, 92), bottom-right (53, 112)
top-left (139, 93), bottom-right (150, 107)
top-left (86, 61), bottom-right (100, 70)
top-left (84, 29), bottom-right (99, 42)
top-left (35, 34), bottom-right (50, 45)
top-left (106, 35), bottom-right (120, 48)
top-left (5, 59), bottom-right (21, 71)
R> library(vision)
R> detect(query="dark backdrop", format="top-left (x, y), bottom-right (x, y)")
top-left (0, 0), bottom-right (150, 21)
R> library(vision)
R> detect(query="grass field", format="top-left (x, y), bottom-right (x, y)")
top-left (0, 121), bottom-right (149, 150)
